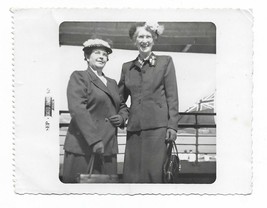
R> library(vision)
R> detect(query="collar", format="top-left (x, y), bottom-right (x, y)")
top-left (130, 53), bottom-right (157, 70)
top-left (89, 66), bottom-right (105, 77)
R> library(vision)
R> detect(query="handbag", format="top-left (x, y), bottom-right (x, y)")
top-left (76, 154), bottom-right (119, 183)
top-left (163, 141), bottom-right (181, 183)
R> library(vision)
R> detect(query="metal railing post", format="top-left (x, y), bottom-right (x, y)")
top-left (195, 114), bottom-right (199, 164)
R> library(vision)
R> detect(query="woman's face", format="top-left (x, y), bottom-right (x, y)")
top-left (134, 27), bottom-right (155, 56)
top-left (87, 48), bottom-right (108, 70)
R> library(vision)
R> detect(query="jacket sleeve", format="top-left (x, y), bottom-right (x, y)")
top-left (118, 65), bottom-right (130, 126)
top-left (67, 71), bottom-right (101, 146)
top-left (164, 57), bottom-right (179, 131)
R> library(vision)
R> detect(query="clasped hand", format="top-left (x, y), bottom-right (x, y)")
top-left (165, 128), bottom-right (177, 142)
top-left (92, 141), bottom-right (104, 154)
top-left (108, 115), bottom-right (123, 127)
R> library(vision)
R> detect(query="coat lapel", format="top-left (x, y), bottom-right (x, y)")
top-left (87, 67), bottom-right (111, 96)
top-left (86, 67), bottom-right (119, 109)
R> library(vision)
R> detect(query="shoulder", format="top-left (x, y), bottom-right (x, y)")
top-left (123, 59), bottom-right (135, 66)
top-left (70, 70), bottom-right (88, 78)
top-left (155, 55), bottom-right (173, 63)
top-left (154, 55), bottom-right (175, 72)
top-left (155, 55), bottom-right (175, 69)
top-left (72, 69), bottom-right (88, 74)
top-left (122, 59), bottom-right (136, 70)
top-left (68, 70), bottom-right (89, 85)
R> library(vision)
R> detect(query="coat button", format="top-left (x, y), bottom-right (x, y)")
top-left (105, 118), bottom-right (109, 122)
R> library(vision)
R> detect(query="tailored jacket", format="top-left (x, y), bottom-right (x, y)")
top-left (118, 54), bottom-right (179, 132)
top-left (64, 68), bottom-right (128, 156)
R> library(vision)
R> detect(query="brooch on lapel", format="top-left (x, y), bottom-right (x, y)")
top-left (148, 55), bottom-right (157, 66)
top-left (137, 54), bottom-right (157, 69)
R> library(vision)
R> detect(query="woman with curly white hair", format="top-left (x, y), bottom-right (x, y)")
top-left (118, 22), bottom-right (179, 183)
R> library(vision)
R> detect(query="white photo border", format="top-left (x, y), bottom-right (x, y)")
top-left (13, 8), bottom-right (252, 194)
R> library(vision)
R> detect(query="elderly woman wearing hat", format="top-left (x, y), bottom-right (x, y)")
top-left (118, 22), bottom-right (179, 183)
top-left (61, 39), bottom-right (128, 183)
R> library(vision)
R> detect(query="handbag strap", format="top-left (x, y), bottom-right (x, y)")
top-left (86, 154), bottom-right (95, 176)
top-left (172, 141), bottom-right (179, 155)
top-left (167, 141), bottom-right (179, 156)
top-left (86, 154), bottom-right (105, 176)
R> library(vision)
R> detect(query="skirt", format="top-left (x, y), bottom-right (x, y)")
top-left (123, 127), bottom-right (167, 183)
top-left (61, 151), bottom-right (117, 183)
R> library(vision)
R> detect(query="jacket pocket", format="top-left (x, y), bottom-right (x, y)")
top-left (154, 99), bottom-right (167, 109)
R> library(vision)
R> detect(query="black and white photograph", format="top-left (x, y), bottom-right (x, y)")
top-left (12, 8), bottom-right (252, 194)
top-left (58, 22), bottom-right (216, 184)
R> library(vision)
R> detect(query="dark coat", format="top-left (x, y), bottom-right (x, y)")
top-left (118, 54), bottom-right (179, 132)
top-left (64, 68), bottom-right (128, 156)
